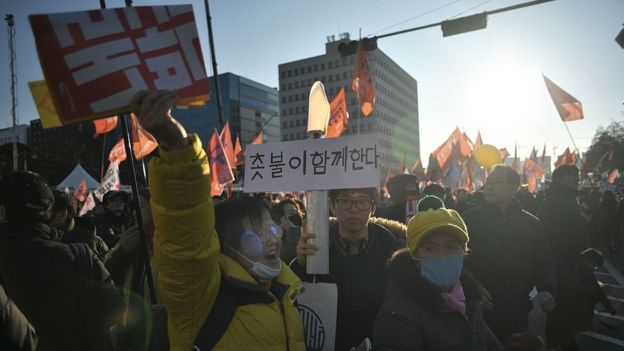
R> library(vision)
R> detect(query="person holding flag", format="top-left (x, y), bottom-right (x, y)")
top-left (130, 90), bottom-right (306, 350)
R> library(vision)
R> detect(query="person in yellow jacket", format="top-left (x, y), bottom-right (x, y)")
top-left (130, 90), bottom-right (306, 351)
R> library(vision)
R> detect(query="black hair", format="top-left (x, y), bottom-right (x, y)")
top-left (580, 248), bottom-right (604, 267)
top-left (271, 198), bottom-right (300, 223)
top-left (52, 189), bottom-right (78, 218)
top-left (552, 165), bottom-right (579, 183)
top-left (214, 197), bottom-right (272, 252)
top-left (329, 187), bottom-right (379, 205)
top-left (490, 164), bottom-right (521, 187)
top-left (423, 183), bottom-right (446, 201)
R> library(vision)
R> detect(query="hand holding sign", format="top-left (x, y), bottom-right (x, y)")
top-left (131, 90), bottom-right (188, 151)
top-left (296, 233), bottom-right (318, 266)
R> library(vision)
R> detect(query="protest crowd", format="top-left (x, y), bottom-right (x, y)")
top-left (1, 2), bottom-right (623, 350)
top-left (0, 89), bottom-right (622, 351)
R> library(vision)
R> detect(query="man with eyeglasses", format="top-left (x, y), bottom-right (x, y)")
top-left (461, 164), bottom-right (557, 343)
top-left (291, 187), bottom-right (400, 351)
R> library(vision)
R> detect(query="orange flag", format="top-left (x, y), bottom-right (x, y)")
top-left (73, 179), bottom-right (87, 202)
top-left (432, 128), bottom-right (467, 171)
top-left (220, 122), bottom-right (236, 169)
top-left (351, 43), bottom-right (375, 116)
top-left (93, 116), bottom-right (117, 138)
top-left (499, 148), bottom-right (510, 163)
top-left (608, 168), bottom-right (620, 184)
top-left (543, 75), bottom-right (584, 122)
top-left (411, 158), bottom-right (426, 180)
top-left (109, 138), bottom-right (127, 163)
top-left (251, 132), bottom-right (263, 145)
top-left (234, 136), bottom-right (244, 165)
top-left (523, 158), bottom-right (544, 193)
top-left (131, 114), bottom-right (158, 160)
top-left (326, 87), bottom-right (349, 138)
top-left (208, 129), bottom-right (234, 196)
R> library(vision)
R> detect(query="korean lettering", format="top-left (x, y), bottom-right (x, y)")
top-left (310, 151), bottom-right (330, 175)
top-left (288, 151), bottom-right (307, 175)
top-left (330, 146), bottom-right (348, 172)
top-left (269, 152), bottom-right (286, 178)
top-left (250, 152), bottom-right (265, 180)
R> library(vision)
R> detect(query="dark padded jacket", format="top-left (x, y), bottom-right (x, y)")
top-left (373, 250), bottom-right (502, 351)
top-left (0, 281), bottom-right (37, 351)
top-left (462, 201), bottom-right (556, 340)
top-left (0, 222), bottom-right (125, 351)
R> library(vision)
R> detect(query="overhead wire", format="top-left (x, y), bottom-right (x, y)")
top-left (367, 0), bottom-right (465, 36)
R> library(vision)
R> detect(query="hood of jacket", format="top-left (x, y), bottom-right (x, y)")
top-left (2, 221), bottom-right (62, 242)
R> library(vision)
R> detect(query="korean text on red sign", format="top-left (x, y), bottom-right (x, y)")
top-left (29, 5), bottom-right (210, 124)
top-left (244, 134), bottom-right (380, 192)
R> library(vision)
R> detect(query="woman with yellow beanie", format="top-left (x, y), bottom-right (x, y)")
top-left (372, 208), bottom-right (543, 351)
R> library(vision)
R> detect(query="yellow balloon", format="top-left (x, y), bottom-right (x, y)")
top-left (474, 144), bottom-right (502, 169)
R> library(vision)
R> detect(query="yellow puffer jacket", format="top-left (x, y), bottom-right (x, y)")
top-left (149, 135), bottom-right (305, 351)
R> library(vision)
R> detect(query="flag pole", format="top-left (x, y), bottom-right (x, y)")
top-left (115, 0), bottom-right (156, 304)
top-left (562, 121), bottom-right (580, 156)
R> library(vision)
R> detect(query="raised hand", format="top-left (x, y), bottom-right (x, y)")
top-left (130, 90), bottom-right (188, 151)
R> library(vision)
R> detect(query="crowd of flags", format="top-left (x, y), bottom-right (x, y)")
top-left (60, 52), bottom-right (622, 210)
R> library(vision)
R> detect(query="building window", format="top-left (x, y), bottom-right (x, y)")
top-left (295, 107), bottom-right (300, 113)
top-left (283, 109), bottom-right (287, 116)
top-left (296, 119), bottom-right (300, 127)
top-left (281, 71), bottom-right (286, 78)
top-left (283, 122), bottom-right (287, 128)
top-left (321, 63), bottom-right (326, 70)
top-left (328, 61), bottom-right (333, 69)
top-left (295, 81), bottom-right (299, 88)
top-left (335, 73), bottom-right (340, 81)
top-left (282, 97), bottom-right (287, 103)
top-left (288, 83), bottom-right (292, 89)
top-left (288, 70), bottom-right (292, 77)
top-left (294, 68), bottom-right (299, 75)
top-left (314, 64), bottom-right (318, 72)
top-left (289, 121), bottom-right (294, 127)
top-left (307, 66), bottom-right (312, 73)
top-left (295, 94), bottom-right (299, 101)
top-left (288, 96), bottom-right (293, 102)
top-left (289, 108), bottom-right (293, 114)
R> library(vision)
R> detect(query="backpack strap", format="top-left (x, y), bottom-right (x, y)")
top-left (193, 276), bottom-right (274, 350)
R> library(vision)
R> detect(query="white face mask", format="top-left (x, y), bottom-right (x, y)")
top-left (231, 248), bottom-right (282, 282)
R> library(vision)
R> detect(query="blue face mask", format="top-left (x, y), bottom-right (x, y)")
top-left (415, 254), bottom-right (464, 289)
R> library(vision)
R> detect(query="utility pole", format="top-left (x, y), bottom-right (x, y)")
top-left (6, 14), bottom-right (18, 171)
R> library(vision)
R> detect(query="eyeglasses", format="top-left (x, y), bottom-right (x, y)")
top-left (334, 198), bottom-right (373, 211)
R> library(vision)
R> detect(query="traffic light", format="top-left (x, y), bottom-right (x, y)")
top-left (441, 13), bottom-right (488, 37)
top-left (337, 37), bottom-right (378, 56)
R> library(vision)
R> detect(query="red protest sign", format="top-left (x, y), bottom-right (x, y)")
top-left (29, 5), bottom-right (210, 124)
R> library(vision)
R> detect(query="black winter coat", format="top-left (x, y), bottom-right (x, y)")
top-left (0, 222), bottom-right (125, 351)
top-left (462, 201), bottom-right (556, 341)
top-left (373, 250), bottom-right (502, 351)
top-left (0, 281), bottom-right (37, 351)
top-left (290, 221), bottom-right (400, 351)
top-left (538, 183), bottom-right (586, 304)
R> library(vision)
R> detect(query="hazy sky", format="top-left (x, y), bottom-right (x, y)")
top-left (1, 0), bottom-right (623, 166)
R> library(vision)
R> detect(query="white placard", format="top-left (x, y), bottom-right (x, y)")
top-left (297, 282), bottom-right (337, 351)
top-left (244, 134), bottom-right (379, 192)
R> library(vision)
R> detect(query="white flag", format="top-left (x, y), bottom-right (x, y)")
top-left (78, 193), bottom-right (96, 216)
top-left (95, 161), bottom-right (121, 201)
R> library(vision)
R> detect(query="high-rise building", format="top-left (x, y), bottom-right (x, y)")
top-left (0, 125), bottom-right (29, 146)
top-left (173, 72), bottom-right (280, 147)
top-left (278, 34), bottom-right (420, 177)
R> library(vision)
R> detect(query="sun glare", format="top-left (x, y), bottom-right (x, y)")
top-left (462, 53), bottom-right (544, 138)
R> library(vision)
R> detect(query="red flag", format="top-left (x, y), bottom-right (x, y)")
top-left (93, 116), bottom-right (117, 138)
top-left (78, 192), bottom-right (95, 216)
top-left (234, 136), bottom-right (244, 165)
top-left (555, 147), bottom-right (577, 167)
top-left (109, 138), bottom-right (127, 163)
top-left (220, 122), bottom-right (236, 170)
top-left (523, 159), bottom-right (544, 193)
top-left (432, 128), bottom-right (467, 171)
top-left (352, 43), bottom-right (375, 116)
top-left (608, 168), bottom-right (619, 184)
top-left (411, 158), bottom-right (426, 180)
top-left (131, 114), bottom-right (158, 160)
top-left (208, 129), bottom-right (234, 197)
top-left (73, 179), bottom-right (87, 202)
top-left (543, 75), bottom-right (584, 122)
top-left (326, 87), bottom-right (349, 138)
top-left (251, 132), bottom-right (263, 145)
